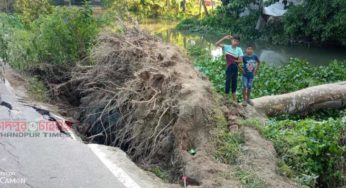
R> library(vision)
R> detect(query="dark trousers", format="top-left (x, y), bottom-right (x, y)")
top-left (225, 64), bottom-right (238, 94)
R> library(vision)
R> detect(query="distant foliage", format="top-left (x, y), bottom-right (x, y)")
top-left (178, 0), bottom-right (346, 46)
top-left (220, 0), bottom-right (256, 17)
top-left (105, 0), bottom-right (199, 19)
top-left (15, 0), bottom-right (52, 24)
top-left (177, 11), bottom-right (260, 40)
top-left (284, 0), bottom-right (346, 46)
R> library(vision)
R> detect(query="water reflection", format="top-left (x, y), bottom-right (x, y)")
top-left (140, 20), bottom-right (346, 66)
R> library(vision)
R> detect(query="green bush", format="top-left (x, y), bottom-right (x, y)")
top-left (0, 13), bottom-right (23, 62)
top-left (263, 118), bottom-right (346, 187)
top-left (1, 4), bottom-right (98, 70)
top-left (31, 5), bottom-right (97, 65)
top-left (31, 9), bottom-right (78, 65)
top-left (6, 29), bottom-right (37, 70)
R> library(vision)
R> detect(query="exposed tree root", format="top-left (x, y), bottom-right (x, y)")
top-left (52, 27), bottom-right (239, 186)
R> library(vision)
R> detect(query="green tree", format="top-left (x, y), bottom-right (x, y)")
top-left (284, 0), bottom-right (346, 45)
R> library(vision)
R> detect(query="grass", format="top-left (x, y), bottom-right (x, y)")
top-left (214, 129), bottom-right (245, 164)
top-left (211, 96), bottom-right (246, 165)
top-left (234, 168), bottom-right (266, 188)
top-left (27, 77), bottom-right (48, 102)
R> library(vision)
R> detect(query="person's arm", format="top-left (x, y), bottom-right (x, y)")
top-left (235, 48), bottom-right (244, 63)
top-left (235, 57), bottom-right (243, 63)
top-left (236, 48), bottom-right (244, 71)
top-left (236, 56), bottom-right (244, 73)
top-left (238, 56), bottom-right (244, 73)
top-left (215, 35), bottom-right (232, 48)
top-left (254, 56), bottom-right (260, 75)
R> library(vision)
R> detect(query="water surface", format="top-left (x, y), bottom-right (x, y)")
top-left (140, 20), bottom-right (346, 66)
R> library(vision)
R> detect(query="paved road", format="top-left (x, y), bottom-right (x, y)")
top-left (0, 80), bottom-right (144, 188)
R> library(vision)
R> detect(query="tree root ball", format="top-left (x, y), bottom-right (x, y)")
top-left (54, 27), bottom-right (230, 186)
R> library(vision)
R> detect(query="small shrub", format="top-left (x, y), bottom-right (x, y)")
top-left (0, 13), bottom-right (23, 62)
top-left (2, 4), bottom-right (98, 70)
top-left (6, 28), bottom-right (37, 70)
top-left (32, 4), bottom-right (97, 65)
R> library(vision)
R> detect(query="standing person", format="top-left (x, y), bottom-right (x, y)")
top-left (242, 44), bottom-right (260, 106)
top-left (215, 35), bottom-right (243, 101)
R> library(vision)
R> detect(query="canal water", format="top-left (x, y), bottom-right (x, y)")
top-left (140, 20), bottom-right (346, 66)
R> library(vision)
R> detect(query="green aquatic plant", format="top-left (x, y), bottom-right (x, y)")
top-left (263, 118), bottom-right (346, 187)
top-left (194, 55), bottom-right (346, 100)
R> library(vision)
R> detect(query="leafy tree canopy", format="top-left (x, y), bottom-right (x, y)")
top-left (284, 0), bottom-right (346, 45)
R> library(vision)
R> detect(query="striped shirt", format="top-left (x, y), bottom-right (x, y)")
top-left (223, 45), bottom-right (243, 65)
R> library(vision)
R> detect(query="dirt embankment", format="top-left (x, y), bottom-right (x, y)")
top-left (51, 27), bottom-right (297, 187)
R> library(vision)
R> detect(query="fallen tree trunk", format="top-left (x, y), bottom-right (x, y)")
top-left (253, 81), bottom-right (346, 116)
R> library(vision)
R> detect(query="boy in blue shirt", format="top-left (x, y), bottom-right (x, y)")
top-left (215, 35), bottom-right (243, 101)
top-left (242, 44), bottom-right (260, 106)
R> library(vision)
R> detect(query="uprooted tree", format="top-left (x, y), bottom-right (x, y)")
top-left (53, 28), bottom-right (240, 187)
top-left (51, 27), bottom-right (344, 187)
top-left (253, 81), bottom-right (346, 116)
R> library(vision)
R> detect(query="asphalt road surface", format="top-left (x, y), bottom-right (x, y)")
top-left (0, 80), bottom-right (158, 188)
